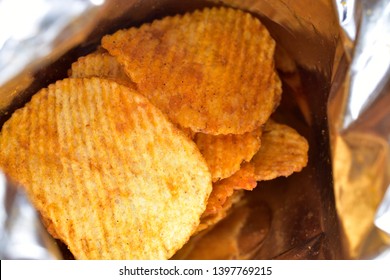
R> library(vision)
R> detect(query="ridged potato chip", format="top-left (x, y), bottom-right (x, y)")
top-left (251, 120), bottom-right (309, 181)
top-left (69, 51), bottom-right (136, 89)
top-left (102, 7), bottom-right (281, 135)
top-left (0, 77), bottom-right (212, 260)
top-left (196, 190), bottom-right (244, 234)
top-left (203, 163), bottom-right (257, 218)
top-left (195, 128), bottom-right (262, 182)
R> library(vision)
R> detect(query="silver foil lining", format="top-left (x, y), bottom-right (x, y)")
top-left (0, 172), bottom-right (61, 259)
top-left (0, 0), bottom-right (103, 113)
top-left (331, 0), bottom-right (390, 259)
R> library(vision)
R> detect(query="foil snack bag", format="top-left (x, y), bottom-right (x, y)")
top-left (0, 0), bottom-right (389, 259)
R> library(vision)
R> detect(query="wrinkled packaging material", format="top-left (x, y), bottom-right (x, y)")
top-left (0, 0), bottom-right (389, 259)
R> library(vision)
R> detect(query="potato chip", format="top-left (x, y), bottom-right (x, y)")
top-left (203, 163), bottom-right (257, 217)
top-left (196, 190), bottom-right (244, 233)
top-left (177, 125), bottom-right (196, 140)
top-left (195, 128), bottom-right (262, 182)
top-left (251, 120), bottom-right (309, 181)
top-left (69, 51), bottom-right (136, 89)
top-left (0, 77), bottom-right (212, 260)
top-left (101, 7), bottom-right (281, 135)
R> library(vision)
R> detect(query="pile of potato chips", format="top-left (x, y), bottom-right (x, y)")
top-left (0, 7), bottom-right (308, 259)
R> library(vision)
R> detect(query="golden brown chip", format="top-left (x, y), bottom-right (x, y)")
top-left (177, 125), bottom-right (196, 140)
top-left (69, 51), bottom-right (136, 89)
top-left (195, 128), bottom-right (262, 182)
top-left (102, 7), bottom-right (281, 135)
top-left (196, 190), bottom-right (244, 234)
top-left (203, 163), bottom-right (257, 217)
top-left (0, 77), bottom-right (212, 260)
top-left (251, 120), bottom-right (309, 181)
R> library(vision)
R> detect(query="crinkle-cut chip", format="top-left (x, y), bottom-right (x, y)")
top-left (68, 51), bottom-right (136, 89)
top-left (195, 128), bottom-right (262, 182)
top-left (203, 163), bottom-right (257, 217)
top-left (0, 77), bottom-right (212, 260)
top-left (196, 190), bottom-right (244, 233)
top-left (251, 120), bottom-right (309, 181)
top-left (101, 7), bottom-right (281, 135)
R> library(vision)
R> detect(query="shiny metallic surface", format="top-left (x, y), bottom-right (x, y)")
top-left (0, 0), bottom-right (103, 111)
top-left (330, 0), bottom-right (390, 259)
top-left (375, 186), bottom-right (390, 235)
top-left (0, 173), bottom-right (61, 259)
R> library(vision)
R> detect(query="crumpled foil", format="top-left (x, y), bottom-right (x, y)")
top-left (0, 0), bottom-right (105, 259)
top-left (0, 0), bottom-right (104, 112)
top-left (330, 0), bottom-right (390, 259)
top-left (0, 172), bottom-right (61, 259)
top-left (0, 0), bottom-right (388, 260)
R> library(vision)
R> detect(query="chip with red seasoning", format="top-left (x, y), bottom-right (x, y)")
top-left (194, 128), bottom-right (262, 182)
top-left (102, 7), bottom-right (281, 135)
top-left (0, 77), bottom-right (212, 260)
top-left (69, 51), bottom-right (136, 89)
top-left (251, 120), bottom-right (309, 181)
